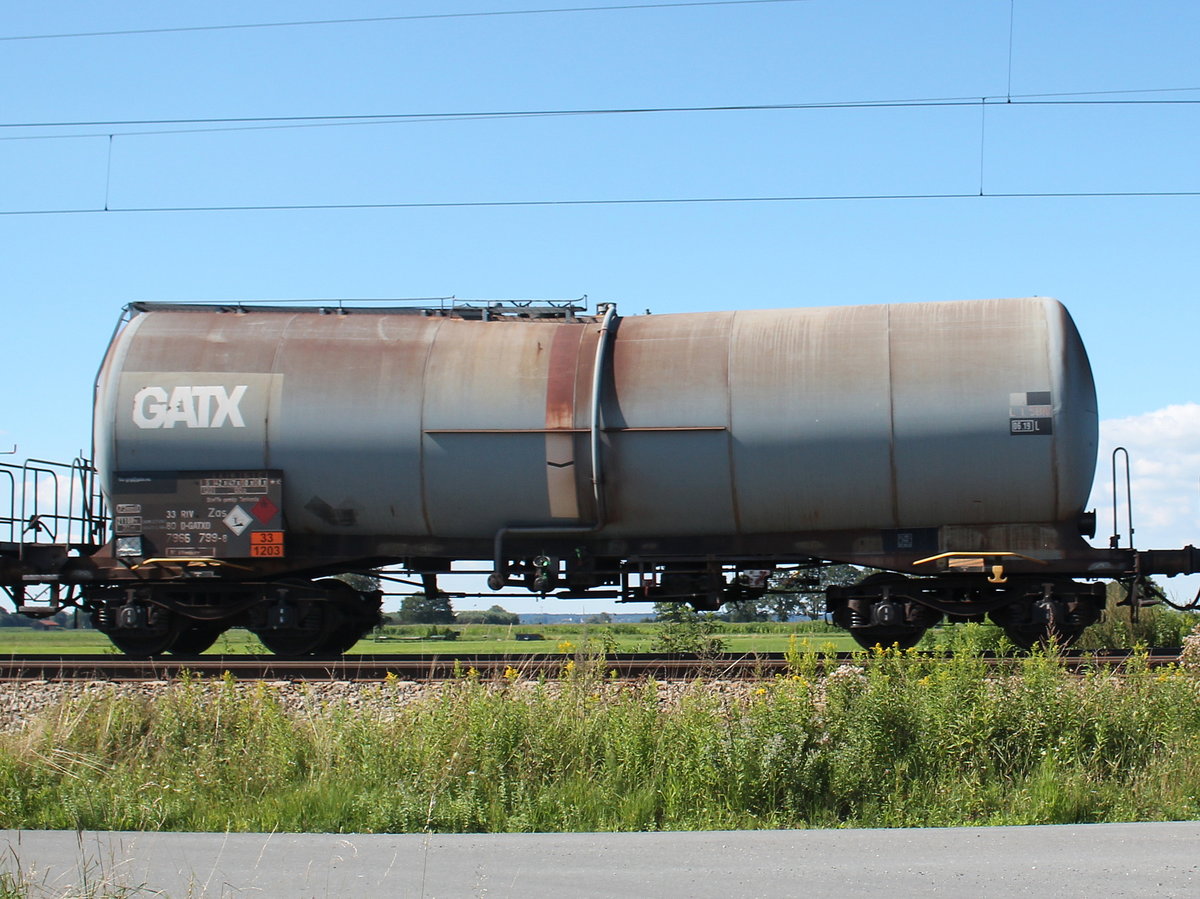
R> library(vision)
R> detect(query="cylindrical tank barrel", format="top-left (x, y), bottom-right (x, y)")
top-left (93, 298), bottom-right (1098, 544)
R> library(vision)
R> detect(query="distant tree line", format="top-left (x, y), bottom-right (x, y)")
top-left (0, 608), bottom-right (87, 628)
top-left (456, 605), bottom-right (520, 625)
top-left (391, 593), bottom-right (519, 625)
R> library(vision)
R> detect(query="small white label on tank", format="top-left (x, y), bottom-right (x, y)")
top-left (223, 505), bottom-right (252, 535)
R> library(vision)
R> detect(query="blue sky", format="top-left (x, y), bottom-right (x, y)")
top-left (2, 1), bottom-right (1198, 611)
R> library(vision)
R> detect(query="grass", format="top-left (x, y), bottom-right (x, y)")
top-left (3, 642), bottom-right (1200, 833)
top-left (0, 622), bottom-right (860, 655)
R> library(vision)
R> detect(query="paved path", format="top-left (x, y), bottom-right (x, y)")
top-left (3, 823), bottom-right (1198, 897)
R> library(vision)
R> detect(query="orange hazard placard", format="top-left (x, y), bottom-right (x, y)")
top-left (250, 531), bottom-right (285, 557)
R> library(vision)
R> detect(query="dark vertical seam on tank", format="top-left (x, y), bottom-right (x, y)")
top-left (725, 311), bottom-right (743, 535)
top-left (886, 305), bottom-right (900, 528)
top-left (416, 317), bottom-right (446, 537)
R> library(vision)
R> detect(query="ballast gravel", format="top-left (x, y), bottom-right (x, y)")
top-left (0, 676), bottom-right (774, 733)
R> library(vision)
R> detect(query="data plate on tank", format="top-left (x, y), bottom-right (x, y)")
top-left (111, 471), bottom-right (285, 560)
top-left (1009, 391), bottom-right (1053, 436)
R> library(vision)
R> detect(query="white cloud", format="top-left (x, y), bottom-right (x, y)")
top-left (1088, 403), bottom-right (1200, 604)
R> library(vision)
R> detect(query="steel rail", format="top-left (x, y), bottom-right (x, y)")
top-left (0, 650), bottom-right (1184, 681)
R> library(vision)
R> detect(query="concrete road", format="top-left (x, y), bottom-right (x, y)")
top-left (2, 823), bottom-right (1197, 898)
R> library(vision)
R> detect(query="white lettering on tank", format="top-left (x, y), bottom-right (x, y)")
top-left (132, 387), bottom-right (169, 429)
top-left (210, 385), bottom-right (247, 427)
top-left (131, 385), bottom-right (248, 429)
top-left (192, 386), bottom-right (219, 427)
top-left (162, 386), bottom-right (199, 428)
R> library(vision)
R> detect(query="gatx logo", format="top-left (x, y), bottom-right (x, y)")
top-left (132, 385), bottom-right (248, 429)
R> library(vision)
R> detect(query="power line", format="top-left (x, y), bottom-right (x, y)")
top-left (0, 97), bottom-right (979, 129)
top-left (4, 91), bottom-right (1200, 140)
top-left (0, 0), bottom-right (812, 42)
top-left (3, 191), bottom-right (1200, 218)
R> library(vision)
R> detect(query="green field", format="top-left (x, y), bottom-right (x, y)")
top-left (1, 604), bottom-right (1191, 656)
top-left (0, 622), bottom-right (861, 655)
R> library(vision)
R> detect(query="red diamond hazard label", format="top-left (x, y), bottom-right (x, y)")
top-left (251, 496), bottom-right (279, 524)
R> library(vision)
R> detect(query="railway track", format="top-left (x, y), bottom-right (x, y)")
top-left (0, 649), bottom-right (1185, 681)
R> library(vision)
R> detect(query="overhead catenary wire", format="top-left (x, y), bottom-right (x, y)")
top-left (2, 85), bottom-right (1197, 214)
top-left (4, 190), bottom-right (1200, 218)
top-left (0, 0), bottom-right (814, 42)
top-left (4, 6), bottom-right (1198, 220)
top-left (3, 90), bottom-right (1200, 143)
top-left (5, 89), bottom-right (1200, 131)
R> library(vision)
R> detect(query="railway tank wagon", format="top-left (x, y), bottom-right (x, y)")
top-left (11, 295), bottom-right (1193, 656)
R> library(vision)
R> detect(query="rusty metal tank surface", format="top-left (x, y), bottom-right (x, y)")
top-left (93, 298), bottom-right (1098, 547)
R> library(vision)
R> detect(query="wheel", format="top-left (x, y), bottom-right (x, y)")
top-left (1001, 627), bottom-right (1036, 650)
top-left (317, 623), bottom-right (365, 655)
top-left (313, 578), bottom-right (382, 655)
top-left (253, 602), bottom-right (333, 657)
top-left (252, 582), bottom-right (335, 657)
top-left (168, 622), bottom-right (226, 656)
top-left (107, 629), bottom-right (180, 658)
top-left (251, 579), bottom-right (380, 657)
top-left (991, 591), bottom-right (1088, 651)
top-left (104, 616), bottom-right (180, 658)
top-left (1001, 625), bottom-right (1083, 651)
top-left (850, 627), bottom-right (924, 651)
top-left (843, 574), bottom-right (928, 650)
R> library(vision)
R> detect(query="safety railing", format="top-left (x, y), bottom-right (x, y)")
top-left (0, 458), bottom-right (108, 554)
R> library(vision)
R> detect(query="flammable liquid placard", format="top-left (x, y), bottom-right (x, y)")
top-left (112, 470), bottom-right (285, 559)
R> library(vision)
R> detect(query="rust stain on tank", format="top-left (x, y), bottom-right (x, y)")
top-left (545, 326), bottom-right (583, 430)
top-left (544, 325), bottom-right (585, 519)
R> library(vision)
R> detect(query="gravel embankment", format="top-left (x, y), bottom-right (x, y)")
top-left (0, 676), bottom-right (779, 733)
